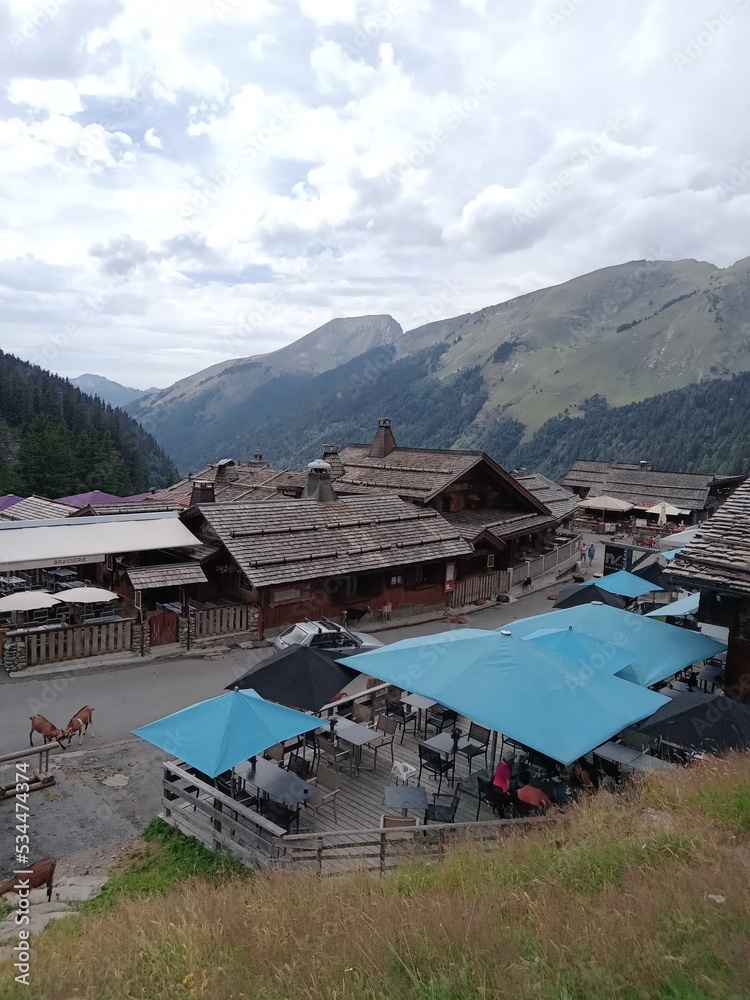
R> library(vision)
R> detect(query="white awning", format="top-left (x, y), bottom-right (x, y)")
top-left (0, 512), bottom-right (201, 572)
top-left (577, 495), bottom-right (634, 512)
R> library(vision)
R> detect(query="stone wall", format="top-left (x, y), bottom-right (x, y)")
top-left (132, 621), bottom-right (150, 657)
top-left (2, 635), bottom-right (27, 673)
top-left (178, 613), bottom-right (196, 650)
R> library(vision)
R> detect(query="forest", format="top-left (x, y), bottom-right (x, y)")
top-left (0, 350), bottom-right (177, 498)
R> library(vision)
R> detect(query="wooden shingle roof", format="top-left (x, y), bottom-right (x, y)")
top-left (156, 465), bottom-right (304, 505)
top-left (0, 496), bottom-right (77, 521)
top-left (562, 460), bottom-right (740, 511)
top-left (667, 479), bottom-right (750, 595)
top-left (126, 563), bottom-right (208, 589)
top-left (444, 509), bottom-right (557, 545)
top-left (194, 494), bottom-right (473, 588)
top-left (512, 473), bottom-right (579, 522)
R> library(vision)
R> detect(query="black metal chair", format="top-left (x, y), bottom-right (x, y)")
top-left (425, 785), bottom-right (461, 824)
top-left (261, 801), bottom-right (301, 833)
top-left (388, 703), bottom-right (419, 744)
top-left (287, 753), bottom-right (314, 781)
top-left (457, 722), bottom-right (491, 774)
top-left (475, 775), bottom-right (509, 821)
top-left (425, 706), bottom-right (457, 735)
top-left (417, 745), bottom-right (455, 795)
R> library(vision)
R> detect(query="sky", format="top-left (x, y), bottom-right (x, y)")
top-left (0, 0), bottom-right (748, 390)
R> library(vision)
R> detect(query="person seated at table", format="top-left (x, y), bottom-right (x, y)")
top-left (493, 757), bottom-right (512, 793)
top-left (516, 770), bottom-right (552, 812)
top-left (568, 758), bottom-right (594, 791)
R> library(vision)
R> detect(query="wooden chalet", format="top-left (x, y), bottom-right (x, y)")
top-left (562, 460), bottom-right (743, 523)
top-left (182, 461), bottom-right (473, 631)
top-left (666, 479), bottom-right (750, 700)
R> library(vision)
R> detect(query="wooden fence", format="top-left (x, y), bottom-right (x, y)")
top-left (0, 744), bottom-right (61, 799)
top-left (23, 619), bottom-right (135, 667)
top-left (451, 536), bottom-right (581, 607)
top-left (193, 604), bottom-right (256, 639)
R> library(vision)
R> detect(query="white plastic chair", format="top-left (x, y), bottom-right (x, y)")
top-left (390, 761), bottom-right (417, 786)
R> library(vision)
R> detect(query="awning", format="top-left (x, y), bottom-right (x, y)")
top-left (578, 495), bottom-right (634, 512)
top-left (0, 512), bottom-right (201, 572)
top-left (644, 502), bottom-right (690, 516)
top-left (126, 563), bottom-right (208, 589)
top-left (580, 570), bottom-right (663, 599)
top-left (659, 525), bottom-right (702, 551)
top-left (645, 593), bottom-right (700, 618)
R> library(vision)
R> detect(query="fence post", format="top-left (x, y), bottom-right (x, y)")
top-left (317, 837), bottom-right (324, 876)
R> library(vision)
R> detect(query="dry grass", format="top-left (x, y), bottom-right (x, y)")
top-left (3, 755), bottom-right (750, 1000)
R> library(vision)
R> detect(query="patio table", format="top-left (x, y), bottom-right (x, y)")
top-left (534, 776), bottom-right (576, 806)
top-left (592, 742), bottom-right (642, 767)
top-left (331, 716), bottom-right (382, 776)
top-left (383, 784), bottom-right (428, 817)
top-left (421, 731), bottom-right (473, 757)
top-left (235, 757), bottom-right (317, 809)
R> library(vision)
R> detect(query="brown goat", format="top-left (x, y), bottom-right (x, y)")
top-left (0, 859), bottom-right (56, 902)
top-left (29, 715), bottom-right (66, 747)
top-left (64, 705), bottom-right (94, 745)
top-left (442, 611), bottom-right (468, 624)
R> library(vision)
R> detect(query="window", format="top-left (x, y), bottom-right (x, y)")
top-left (487, 554), bottom-right (495, 568)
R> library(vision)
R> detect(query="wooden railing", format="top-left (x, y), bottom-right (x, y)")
top-left (0, 744), bottom-right (61, 798)
top-left (20, 619), bottom-right (135, 667)
top-left (276, 815), bottom-right (559, 875)
top-left (193, 604), bottom-right (257, 639)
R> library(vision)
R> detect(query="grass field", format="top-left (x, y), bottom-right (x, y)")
top-left (2, 754), bottom-right (749, 1000)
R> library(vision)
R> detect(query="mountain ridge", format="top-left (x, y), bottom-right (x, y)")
top-left (71, 373), bottom-right (160, 409)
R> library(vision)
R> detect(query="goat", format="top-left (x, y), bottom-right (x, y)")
top-left (380, 601), bottom-right (393, 622)
top-left (522, 577), bottom-right (533, 591)
top-left (29, 715), bottom-right (66, 748)
top-left (443, 610), bottom-right (468, 624)
top-left (0, 859), bottom-right (56, 903)
top-left (341, 605), bottom-right (371, 626)
top-left (64, 706), bottom-right (94, 745)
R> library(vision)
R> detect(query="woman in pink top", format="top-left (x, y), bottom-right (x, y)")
top-left (493, 759), bottom-right (511, 793)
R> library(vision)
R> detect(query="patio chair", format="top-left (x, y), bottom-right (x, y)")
top-left (379, 814), bottom-right (419, 840)
top-left (417, 745), bottom-right (455, 796)
top-left (475, 776), bottom-right (508, 821)
top-left (264, 743), bottom-right (285, 762)
top-left (352, 703), bottom-right (374, 726)
top-left (306, 767), bottom-right (340, 823)
top-left (424, 706), bottom-right (457, 736)
top-left (316, 734), bottom-right (351, 772)
top-left (287, 753), bottom-right (314, 781)
top-left (387, 702), bottom-right (419, 743)
top-left (390, 761), bottom-right (417, 786)
top-left (368, 715), bottom-right (397, 770)
top-left (260, 801), bottom-right (300, 834)
top-left (424, 786), bottom-right (461, 824)
top-left (620, 729), bottom-right (658, 754)
top-left (457, 722), bottom-right (491, 774)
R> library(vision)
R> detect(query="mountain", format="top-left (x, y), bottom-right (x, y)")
top-left (71, 373), bottom-right (160, 408)
top-left (129, 257), bottom-right (750, 473)
top-left (0, 351), bottom-right (177, 497)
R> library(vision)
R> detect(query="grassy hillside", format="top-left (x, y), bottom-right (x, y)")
top-left (0, 351), bottom-right (177, 497)
top-left (3, 755), bottom-right (749, 1000)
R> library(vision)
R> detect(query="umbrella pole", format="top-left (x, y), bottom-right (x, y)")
top-left (489, 730), bottom-right (498, 775)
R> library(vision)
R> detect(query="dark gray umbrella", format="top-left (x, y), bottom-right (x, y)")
top-left (553, 585), bottom-right (627, 610)
top-left (636, 692), bottom-right (750, 754)
top-left (227, 646), bottom-right (362, 712)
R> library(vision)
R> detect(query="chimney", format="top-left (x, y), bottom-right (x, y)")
top-left (190, 481), bottom-right (216, 505)
top-left (322, 443), bottom-right (344, 480)
top-left (214, 459), bottom-right (239, 482)
top-left (368, 417), bottom-right (397, 459)
top-left (301, 460), bottom-right (339, 503)
top-left (639, 460), bottom-right (651, 471)
top-left (248, 452), bottom-right (268, 468)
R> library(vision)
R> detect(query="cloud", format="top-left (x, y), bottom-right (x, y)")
top-left (0, 0), bottom-right (747, 387)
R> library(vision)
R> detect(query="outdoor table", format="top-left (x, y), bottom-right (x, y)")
top-left (1, 575), bottom-right (26, 586)
top-left (627, 753), bottom-right (676, 773)
top-left (332, 716), bottom-right (381, 776)
top-left (48, 568), bottom-right (77, 580)
top-left (235, 757), bottom-right (317, 809)
top-left (383, 784), bottom-right (428, 817)
top-left (421, 731), bottom-right (473, 758)
top-left (534, 776), bottom-right (576, 806)
top-left (697, 662), bottom-right (723, 693)
top-left (400, 692), bottom-right (437, 735)
top-left (57, 580), bottom-right (85, 590)
top-left (593, 742), bottom-right (642, 767)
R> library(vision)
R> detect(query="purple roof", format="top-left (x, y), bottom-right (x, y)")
top-left (56, 490), bottom-right (124, 506)
top-left (0, 494), bottom-right (23, 513)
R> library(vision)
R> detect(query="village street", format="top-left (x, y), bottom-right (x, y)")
top-left (0, 573), bottom-right (592, 877)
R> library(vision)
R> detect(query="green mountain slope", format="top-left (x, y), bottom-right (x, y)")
top-left (0, 350), bottom-right (177, 497)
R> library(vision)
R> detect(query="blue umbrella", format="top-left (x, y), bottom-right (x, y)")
top-left (132, 689), bottom-right (321, 778)
top-left (579, 570), bottom-right (663, 599)
top-left (522, 626), bottom-right (637, 678)
top-left (645, 593), bottom-right (699, 618)
top-left (505, 604), bottom-right (726, 688)
top-left (341, 628), bottom-right (669, 765)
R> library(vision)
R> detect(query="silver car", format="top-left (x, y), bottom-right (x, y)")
top-left (272, 619), bottom-right (384, 654)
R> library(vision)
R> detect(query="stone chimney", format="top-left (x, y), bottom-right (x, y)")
top-left (301, 460), bottom-right (339, 503)
top-left (322, 443), bottom-right (344, 480)
top-left (248, 453), bottom-right (268, 469)
top-left (190, 481), bottom-right (216, 505)
top-left (214, 459), bottom-right (239, 482)
top-left (639, 460), bottom-right (652, 471)
top-left (368, 417), bottom-right (397, 459)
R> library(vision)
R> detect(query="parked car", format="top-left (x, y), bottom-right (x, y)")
top-left (272, 618), bottom-right (384, 654)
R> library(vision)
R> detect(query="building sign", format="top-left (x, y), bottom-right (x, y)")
top-left (444, 561), bottom-right (456, 593)
top-left (2, 554), bottom-right (107, 572)
top-left (604, 544), bottom-right (632, 575)
top-left (445, 482), bottom-right (474, 493)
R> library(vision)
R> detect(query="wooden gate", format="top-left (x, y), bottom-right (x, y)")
top-left (148, 611), bottom-right (179, 646)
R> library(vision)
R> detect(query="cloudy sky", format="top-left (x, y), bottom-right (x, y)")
top-left (0, 0), bottom-right (748, 389)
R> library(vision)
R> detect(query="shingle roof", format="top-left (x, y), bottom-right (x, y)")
top-left (156, 464), bottom-right (304, 505)
top-left (562, 461), bottom-right (739, 511)
top-left (513, 473), bottom-right (579, 522)
top-left (194, 494), bottom-right (473, 588)
top-left (444, 508), bottom-right (557, 545)
top-left (666, 479), bottom-right (750, 595)
top-left (126, 563), bottom-right (208, 589)
top-left (0, 496), bottom-right (77, 521)
top-left (71, 500), bottom-right (188, 516)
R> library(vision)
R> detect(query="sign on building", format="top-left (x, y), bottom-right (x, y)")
top-left (603, 544), bottom-right (633, 575)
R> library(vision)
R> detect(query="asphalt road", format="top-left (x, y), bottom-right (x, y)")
top-left (0, 573), bottom-right (583, 874)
